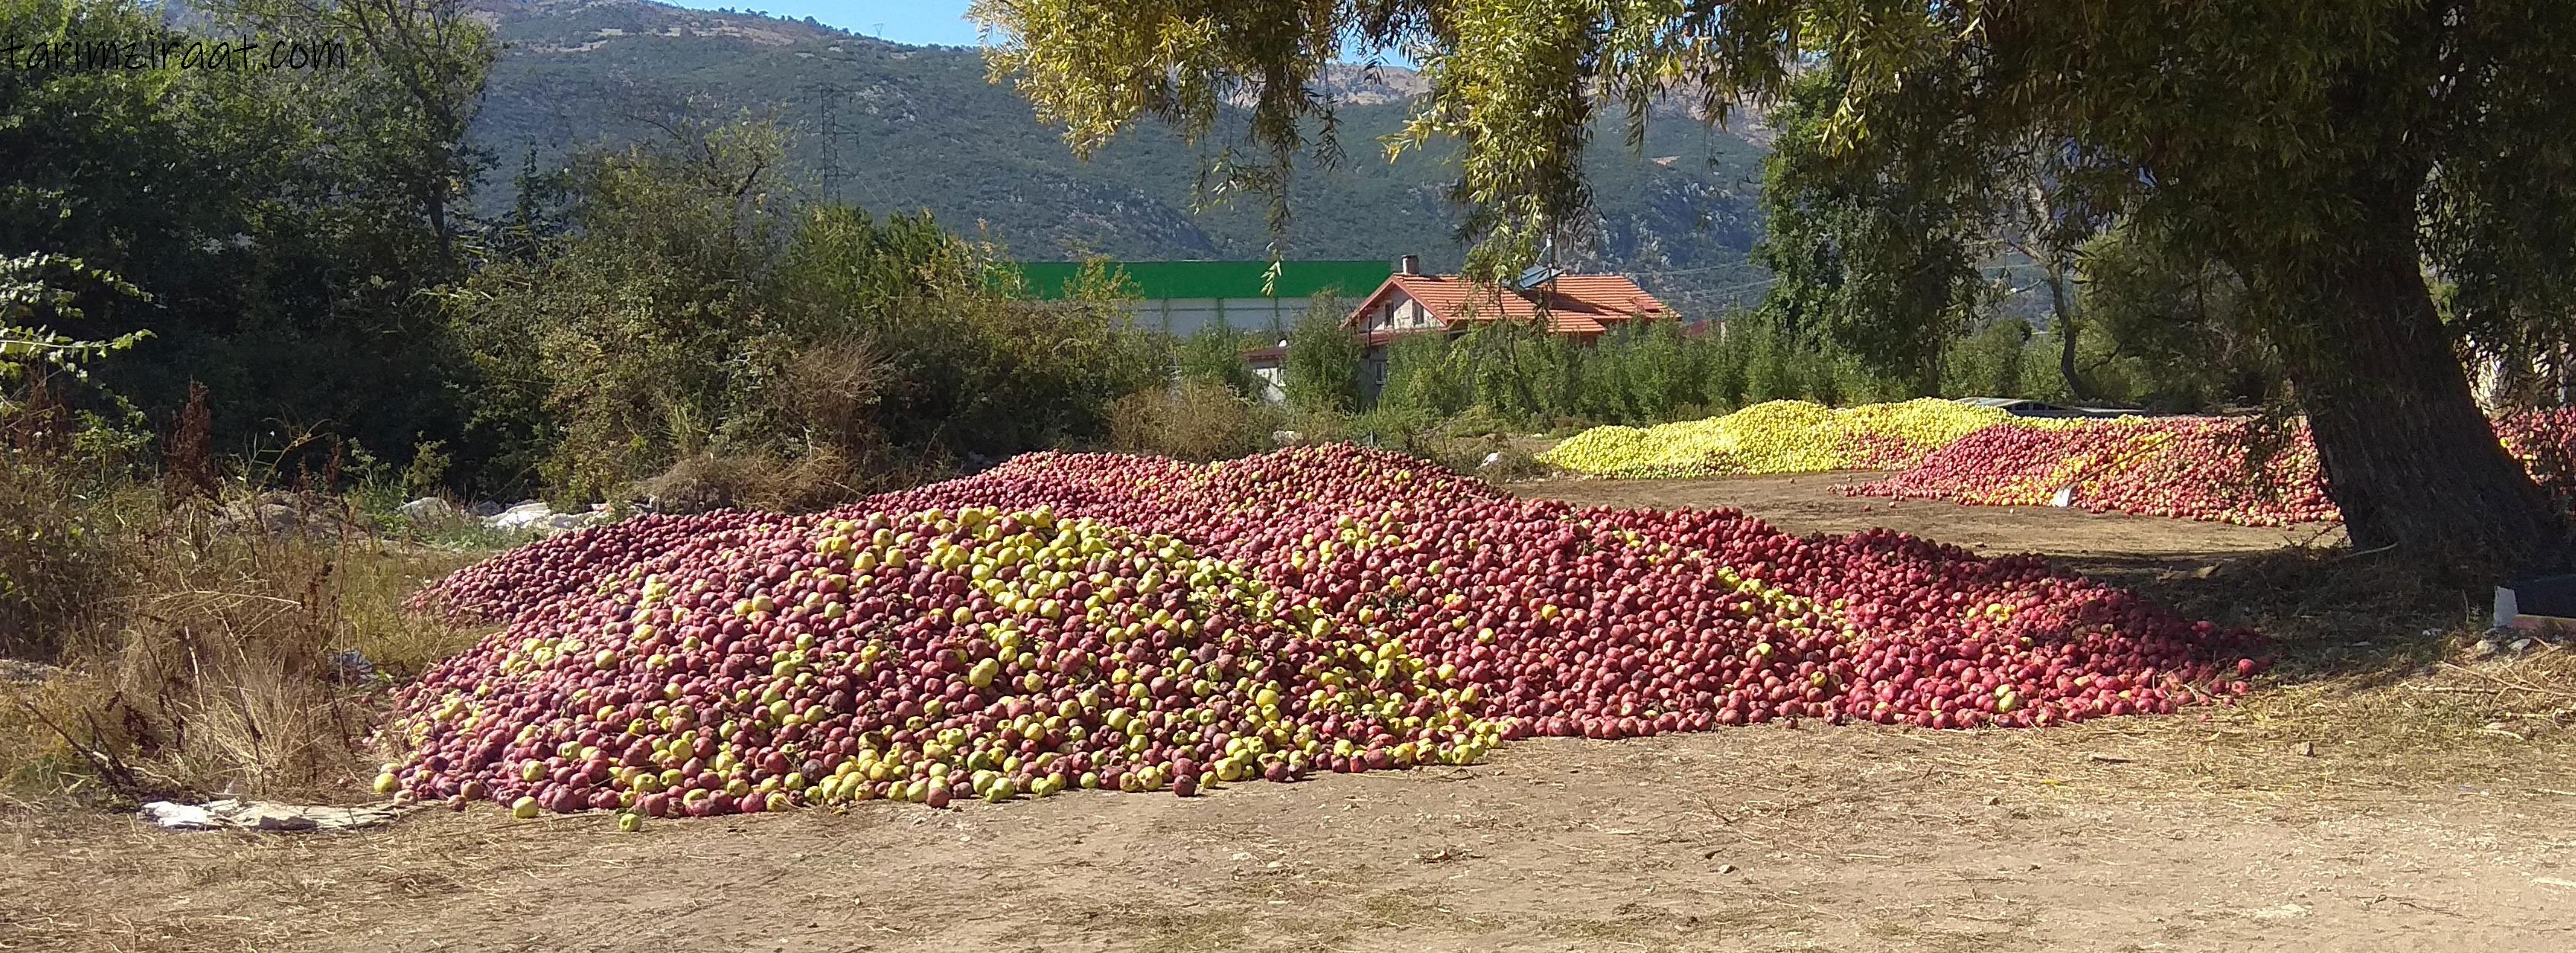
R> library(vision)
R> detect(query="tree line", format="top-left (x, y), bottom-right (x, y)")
top-left (2, 0), bottom-right (1169, 507)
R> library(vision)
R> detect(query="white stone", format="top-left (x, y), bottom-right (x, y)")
top-left (487, 500), bottom-right (558, 530)
top-left (399, 497), bottom-right (459, 520)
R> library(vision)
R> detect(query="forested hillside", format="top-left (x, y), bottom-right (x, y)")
top-left (462, 0), bottom-right (1777, 310)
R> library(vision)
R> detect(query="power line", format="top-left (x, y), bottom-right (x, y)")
top-left (1636, 260), bottom-right (1772, 279)
top-left (1663, 276), bottom-right (1781, 299)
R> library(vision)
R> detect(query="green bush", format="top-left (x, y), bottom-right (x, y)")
top-left (1702, 320), bottom-right (1751, 410)
top-left (1621, 321), bottom-right (1694, 422)
top-left (1348, 403), bottom-right (1442, 453)
top-left (1943, 318), bottom-right (2031, 398)
top-left (1283, 302), bottom-right (1363, 414)
top-left (1377, 332), bottom-right (1472, 418)
top-left (450, 119), bottom-right (1165, 503)
top-left (1175, 324), bottom-right (1266, 399)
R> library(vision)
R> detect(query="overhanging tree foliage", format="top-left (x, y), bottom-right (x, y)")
top-left (1, 254), bottom-right (151, 392)
top-left (1753, 64), bottom-right (1989, 398)
top-left (976, 0), bottom-right (2576, 572)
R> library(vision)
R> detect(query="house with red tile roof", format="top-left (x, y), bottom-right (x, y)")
top-left (1244, 256), bottom-right (1677, 403)
top-left (1242, 255), bottom-right (1674, 402)
top-left (1345, 264), bottom-right (1670, 342)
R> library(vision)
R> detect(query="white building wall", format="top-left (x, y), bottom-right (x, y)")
top-left (1398, 299), bottom-right (1437, 330)
top-left (1117, 296), bottom-right (1309, 337)
top-left (1366, 296), bottom-right (1440, 332)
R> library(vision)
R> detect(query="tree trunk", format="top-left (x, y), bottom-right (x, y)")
top-left (2286, 212), bottom-right (2568, 574)
top-left (426, 179), bottom-right (453, 261)
top-left (2044, 265), bottom-right (2092, 401)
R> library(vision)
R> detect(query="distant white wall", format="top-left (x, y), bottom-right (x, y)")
top-left (1361, 296), bottom-right (1440, 333)
top-left (1104, 296), bottom-right (1316, 337)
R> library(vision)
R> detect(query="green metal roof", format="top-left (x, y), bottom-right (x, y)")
top-left (1011, 260), bottom-right (1392, 301)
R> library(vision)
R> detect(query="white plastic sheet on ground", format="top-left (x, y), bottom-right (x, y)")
top-left (404, 497), bottom-right (611, 535)
top-left (140, 798), bottom-right (403, 833)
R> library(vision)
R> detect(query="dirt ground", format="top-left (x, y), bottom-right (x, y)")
top-left (8, 477), bottom-right (2574, 953)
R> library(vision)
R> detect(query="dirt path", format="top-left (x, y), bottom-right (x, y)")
top-left (8, 721), bottom-right (2571, 953)
top-left (8, 475), bottom-right (2570, 953)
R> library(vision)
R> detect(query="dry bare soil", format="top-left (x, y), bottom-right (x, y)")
top-left (8, 475), bottom-right (2574, 953)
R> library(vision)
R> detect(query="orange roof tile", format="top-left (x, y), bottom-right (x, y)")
top-left (1346, 273), bottom-right (1667, 337)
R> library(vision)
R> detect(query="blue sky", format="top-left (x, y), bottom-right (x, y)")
top-left (665, 2), bottom-right (1411, 63)
top-left (668, 2), bottom-right (985, 46)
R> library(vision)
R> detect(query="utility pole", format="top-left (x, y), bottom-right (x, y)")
top-left (805, 80), bottom-right (855, 200)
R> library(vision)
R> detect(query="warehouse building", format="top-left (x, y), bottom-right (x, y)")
top-left (1012, 259), bottom-right (1392, 338)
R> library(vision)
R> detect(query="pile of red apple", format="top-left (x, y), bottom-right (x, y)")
top-left (388, 445), bottom-right (2268, 818)
top-left (1840, 418), bottom-right (2337, 526)
top-left (1844, 411), bottom-right (2576, 526)
top-left (2498, 408), bottom-right (2576, 503)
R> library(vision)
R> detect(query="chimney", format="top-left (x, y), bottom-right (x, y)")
top-left (1398, 254), bottom-right (1419, 276)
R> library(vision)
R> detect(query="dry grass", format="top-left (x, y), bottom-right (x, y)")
top-left (0, 451), bottom-right (152, 660)
top-left (634, 445), bottom-right (943, 515)
top-left (0, 504), bottom-right (489, 804)
top-left (2033, 545), bottom-right (2576, 794)
top-left (1107, 379), bottom-right (1273, 462)
top-left (0, 379), bottom-right (497, 803)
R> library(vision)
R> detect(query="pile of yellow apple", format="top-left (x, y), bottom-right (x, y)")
top-left (1541, 399), bottom-right (2059, 478)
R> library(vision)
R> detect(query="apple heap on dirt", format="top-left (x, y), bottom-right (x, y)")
top-left (1541, 398), bottom-right (2073, 479)
top-left (388, 445), bottom-right (2267, 819)
top-left (1844, 410), bottom-right (2576, 526)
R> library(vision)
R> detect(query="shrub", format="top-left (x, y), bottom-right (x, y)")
top-left (1105, 379), bottom-right (1271, 462)
top-left (1349, 404), bottom-right (1442, 454)
top-left (1737, 322), bottom-right (1798, 405)
top-left (1622, 320), bottom-right (1694, 422)
top-left (1455, 319), bottom-right (1581, 424)
top-left (1943, 318), bottom-right (2031, 398)
top-left (1377, 332), bottom-right (1471, 418)
top-left (0, 370), bottom-right (152, 660)
top-left (1274, 405), bottom-right (1353, 445)
top-left (1282, 302), bottom-right (1362, 414)
top-left (450, 120), bottom-right (1165, 504)
top-left (5, 515), bottom-right (483, 801)
top-left (1478, 445), bottom-right (1552, 482)
top-left (0, 449), bottom-right (142, 660)
top-left (1175, 324), bottom-right (1266, 398)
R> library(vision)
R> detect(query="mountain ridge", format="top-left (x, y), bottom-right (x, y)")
top-left (460, 0), bottom-right (1776, 312)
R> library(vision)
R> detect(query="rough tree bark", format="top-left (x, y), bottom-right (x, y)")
top-left (2284, 182), bottom-right (2569, 573)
